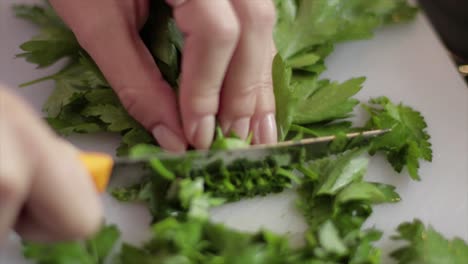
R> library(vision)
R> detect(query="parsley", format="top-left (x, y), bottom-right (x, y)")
top-left (14, 2), bottom-right (78, 68)
top-left (273, 0), bottom-right (418, 62)
top-left (273, 54), bottom-right (364, 141)
top-left (111, 148), bottom-right (397, 263)
top-left (22, 225), bottom-right (120, 264)
top-left (113, 148), bottom-right (396, 264)
top-left (119, 218), bottom-right (310, 264)
top-left (211, 127), bottom-right (251, 150)
top-left (391, 220), bottom-right (468, 264)
top-left (288, 122), bottom-right (354, 138)
top-left (363, 97), bottom-right (432, 180)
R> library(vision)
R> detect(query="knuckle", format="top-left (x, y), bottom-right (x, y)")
top-left (0, 172), bottom-right (28, 202)
top-left (186, 93), bottom-right (220, 115)
top-left (247, 79), bottom-right (274, 95)
top-left (0, 89), bottom-right (25, 116)
top-left (220, 91), bottom-right (257, 117)
top-left (116, 88), bottom-right (139, 116)
top-left (237, 1), bottom-right (276, 31)
top-left (204, 15), bottom-right (240, 45)
top-left (114, 85), bottom-right (171, 129)
top-left (71, 214), bottom-right (102, 239)
top-left (72, 20), bottom-right (96, 40)
top-left (58, 214), bottom-right (102, 241)
top-left (73, 20), bottom-right (126, 50)
top-left (225, 101), bottom-right (256, 117)
top-left (73, 23), bottom-right (104, 49)
top-left (0, 126), bottom-right (30, 202)
top-left (115, 88), bottom-right (154, 128)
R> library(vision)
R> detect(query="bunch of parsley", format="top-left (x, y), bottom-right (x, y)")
top-left (13, 0), bottom-right (467, 263)
top-left (22, 148), bottom-right (468, 264)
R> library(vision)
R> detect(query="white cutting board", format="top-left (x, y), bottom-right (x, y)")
top-left (1, 1), bottom-right (467, 263)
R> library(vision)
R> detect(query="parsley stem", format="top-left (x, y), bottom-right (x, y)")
top-left (19, 74), bottom-right (56, 87)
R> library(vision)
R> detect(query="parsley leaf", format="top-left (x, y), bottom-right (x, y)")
top-left (391, 219), bottom-right (468, 264)
top-left (118, 218), bottom-right (301, 264)
top-left (140, 0), bottom-right (182, 87)
top-left (289, 122), bottom-right (353, 138)
top-left (211, 127), bottom-right (251, 150)
top-left (22, 224), bottom-right (120, 264)
top-left (17, 28), bottom-right (78, 68)
top-left (273, 54), bottom-right (363, 140)
top-left (116, 127), bottom-right (155, 156)
top-left (383, 0), bottom-right (419, 24)
top-left (13, 2), bottom-right (64, 28)
top-left (363, 97), bottom-right (432, 180)
top-left (314, 148), bottom-right (369, 196)
top-left (82, 104), bottom-right (137, 132)
top-left (273, 0), bottom-right (417, 61)
top-left (14, 3), bottom-right (78, 68)
top-left (293, 77), bottom-right (364, 124)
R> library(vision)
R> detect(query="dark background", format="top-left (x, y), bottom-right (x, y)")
top-left (418, 0), bottom-right (468, 82)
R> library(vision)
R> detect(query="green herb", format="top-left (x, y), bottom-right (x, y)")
top-left (211, 127), bottom-right (251, 150)
top-left (289, 122), bottom-right (354, 138)
top-left (114, 148), bottom-right (395, 264)
top-left (14, 5), bottom-right (78, 68)
top-left (119, 218), bottom-right (310, 264)
top-left (273, 0), bottom-right (417, 62)
top-left (23, 225), bottom-right (120, 264)
top-left (391, 220), bottom-right (468, 264)
top-left (363, 97), bottom-right (432, 180)
top-left (273, 54), bottom-right (363, 140)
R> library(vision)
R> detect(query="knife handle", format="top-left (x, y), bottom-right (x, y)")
top-left (78, 152), bottom-right (114, 193)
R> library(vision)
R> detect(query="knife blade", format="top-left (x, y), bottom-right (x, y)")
top-left (79, 129), bottom-right (389, 192)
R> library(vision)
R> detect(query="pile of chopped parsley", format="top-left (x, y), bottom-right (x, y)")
top-left (13, 0), bottom-right (467, 263)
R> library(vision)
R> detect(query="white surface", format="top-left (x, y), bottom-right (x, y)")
top-left (1, 1), bottom-right (468, 263)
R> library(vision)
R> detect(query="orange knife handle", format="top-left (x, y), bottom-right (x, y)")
top-left (78, 152), bottom-right (114, 193)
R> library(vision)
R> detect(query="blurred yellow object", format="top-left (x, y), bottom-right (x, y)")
top-left (459, 65), bottom-right (468, 76)
top-left (78, 152), bottom-right (114, 193)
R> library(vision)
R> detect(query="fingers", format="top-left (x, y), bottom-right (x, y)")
top-left (250, 63), bottom-right (277, 145)
top-left (170, 0), bottom-right (240, 149)
top-left (0, 88), bottom-right (102, 242)
top-left (84, 32), bottom-right (187, 152)
top-left (24, 139), bottom-right (103, 241)
top-left (50, 0), bottom-right (187, 152)
top-left (51, 0), bottom-right (278, 151)
top-left (219, 0), bottom-right (277, 142)
top-left (0, 119), bottom-right (32, 241)
top-left (170, 0), bottom-right (277, 147)
top-left (14, 208), bottom-right (67, 243)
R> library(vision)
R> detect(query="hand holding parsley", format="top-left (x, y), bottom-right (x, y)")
top-left (0, 86), bottom-right (102, 243)
top-left (48, 0), bottom-right (278, 152)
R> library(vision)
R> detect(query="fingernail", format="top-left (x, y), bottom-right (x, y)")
top-left (189, 115), bottom-right (215, 149)
top-left (223, 117), bottom-right (250, 139)
top-left (152, 125), bottom-right (187, 153)
top-left (253, 114), bottom-right (277, 144)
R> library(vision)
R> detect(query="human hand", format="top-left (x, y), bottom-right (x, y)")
top-left (49, 0), bottom-right (278, 152)
top-left (0, 86), bottom-right (102, 243)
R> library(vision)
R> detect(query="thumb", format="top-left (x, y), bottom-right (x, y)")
top-left (0, 87), bottom-right (102, 242)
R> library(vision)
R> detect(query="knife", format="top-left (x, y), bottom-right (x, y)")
top-left (79, 129), bottom-right (389, 192)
